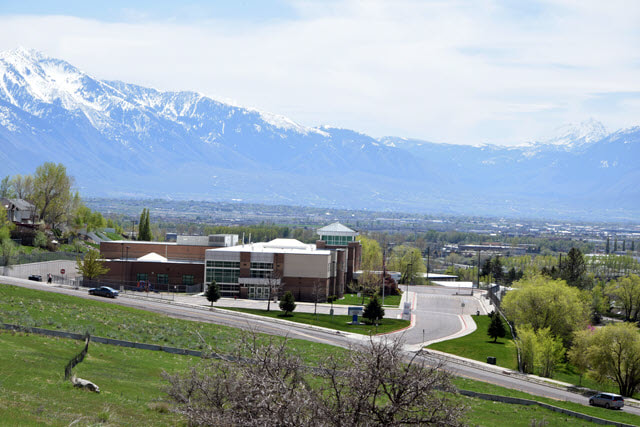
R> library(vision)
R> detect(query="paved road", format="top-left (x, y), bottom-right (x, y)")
top-left (2, 276), bottom-right (639, 418)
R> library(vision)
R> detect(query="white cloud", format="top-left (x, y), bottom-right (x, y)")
top-left (0, 0), bottom-right (639, 145)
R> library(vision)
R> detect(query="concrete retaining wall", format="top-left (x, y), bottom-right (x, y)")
top-left (1, 260), bottom-right (79, 279)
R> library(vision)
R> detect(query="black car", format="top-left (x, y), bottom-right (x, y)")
top-left (88, 286), bottom-right (119, 298)
top-left (28, 274), bottom-right (43, 282)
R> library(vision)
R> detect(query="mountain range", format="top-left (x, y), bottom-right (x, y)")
top-left (1, 47), bottom-right (638, 220)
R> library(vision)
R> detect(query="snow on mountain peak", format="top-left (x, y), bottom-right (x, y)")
top-left (543, 118), bottom-right (608, 148)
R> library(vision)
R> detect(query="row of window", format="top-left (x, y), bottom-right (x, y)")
top-left (206, 261), bottom-right (240, 268)
top-left (135, 273), bottom-right (194, 285)
top-left (250, 262), bottom-right (273, 270)
top-left (206, 268), bottom-right (240, 284)
top-left (321, 235), bottom-right (354, 246)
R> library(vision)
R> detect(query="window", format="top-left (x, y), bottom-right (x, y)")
top-left (157, 274), bottom-right (169, 285)
top-left (182, 275), bottom-right (194, 286)
top-left (321, 235), bottom-right (353, 246)
top-left (206, 260), bottom-right (240, 284)
top-left (136, 273), bottom-right (148, 282)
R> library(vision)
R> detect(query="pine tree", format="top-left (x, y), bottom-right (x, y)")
top-left (487, 311), bottom-right (506, 343)
top-left (632, 241), bottom-right (636, 252)
top-left (363, 295), bottom-right (385, 325)
top-left (606, 237), bottom-right (610, 254)
top-left (561, 247), bottom-right (587, 289)
top-left (205, 281), bottom-right (221, 307)
top-left (279, 291), bottom-right (296, 316)
top-left (614, 238), bottom-right (618, 252)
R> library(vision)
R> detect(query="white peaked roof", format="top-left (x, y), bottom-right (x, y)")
top-left (317, 222), bottom-right (357, 236)
top-left (137, 252), bottom-right (168, 262)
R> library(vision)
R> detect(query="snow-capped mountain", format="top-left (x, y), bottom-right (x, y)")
top-left (1, 48), bottom-right (638, 219)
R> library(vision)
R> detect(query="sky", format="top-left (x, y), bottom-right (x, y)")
top-left (0, 0), bottom-right (639, 146)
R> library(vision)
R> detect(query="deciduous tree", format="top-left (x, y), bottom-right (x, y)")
top-left (605, 274), bottom-right (640, 322)
top-left (10, 174), bottom-right (34, 200)
top-left (33, 162), bottom-right (74, 228)
top-left (535, 327), bottom-right (565, 378)
top-left (76, 249), bottom-right (109, 280)
top-left (569, 323), bottom-right (640, 397)
top-left (164, 335), bottom-right (466, 426)
top-left (502, 275), bottom-right (589, 345)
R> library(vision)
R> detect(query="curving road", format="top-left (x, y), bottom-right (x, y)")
top-left (2, 276), bottom-right (639, 417)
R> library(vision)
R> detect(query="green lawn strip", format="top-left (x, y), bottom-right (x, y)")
top-left (219, 306), bottom-right (410, 335)
top-left (0, 330), bottom-right (191, 426)
top-left (105, 231), bottom-right (123, 240)
top-left (428, 314), bottom-right (519, 371)
top-left (334, 293), bottom-right (402, 307)
top-left (454, 377), bottom-right (640, 426)
top-left (0, 284), bottom-right (346, 365)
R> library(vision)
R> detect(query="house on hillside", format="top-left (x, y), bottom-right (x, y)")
top-left (1, 198), bottom-right (38, 224)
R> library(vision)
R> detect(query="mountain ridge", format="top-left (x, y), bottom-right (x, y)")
top-left (1, 48), bottom-right (638, 220)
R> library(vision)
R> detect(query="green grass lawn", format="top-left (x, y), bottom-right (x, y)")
top-left (105, 231), bottom-right (124, 240)
top-left (219, 307), bottom-right (410, 335)
top-left (334, 293), bottom-right (402, 307)
top-left (428, 314), bottom-right (519, 370)
top-left (0, 330), bottom-right (192, 426)
top-left (0, 284), bottom-right (344, 364)
top-left (2, 331), bottom-right (636, 427)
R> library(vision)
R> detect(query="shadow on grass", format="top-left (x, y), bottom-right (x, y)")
top-left (486, 341), bottom-right (506, 345)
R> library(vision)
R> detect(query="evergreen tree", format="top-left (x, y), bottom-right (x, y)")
top-left (623, 240), bottom-right (626, 252)
top-left (279, 291), bottom-right (296, 316)
top-left (606, 237), bottom-right (610, 254)
top-left (138, 208), bottom-right (152, 241)
top-left (561, 247), bottom-right (587, 289)
top-left (205, 281), bottom-right (221, 307)
top-left (363, 295), bottom-right (385, 325)
top-left (491, 256), bottom-right (504, 284)
top-left (632, 241), bottom-right (635, 252)
top-left (614, 238), bottom-right (618, 252)
top-left (487, 311), bottom-right (506, 343)
top-left (481, 258), bottom-right (492, 277)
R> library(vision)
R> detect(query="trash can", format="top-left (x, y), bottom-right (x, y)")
top-left (487, 356), bottom-right (496, 365)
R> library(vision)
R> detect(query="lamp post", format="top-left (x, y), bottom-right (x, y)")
top-left (406, 262), bottom-right (412, 294)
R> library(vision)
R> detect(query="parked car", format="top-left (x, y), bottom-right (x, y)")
top-left (28, 275), bottom-right (43, 282)
top-left (88, 286), bottom-right (119, 298)
top-left (589, 393), bottom-right (624, 409)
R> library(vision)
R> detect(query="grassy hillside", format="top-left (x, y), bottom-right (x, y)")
top-left (2, 283), bottom-right (639, 426)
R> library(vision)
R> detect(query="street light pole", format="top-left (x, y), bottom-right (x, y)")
top-left (406, 262), bottom-right (412, 294)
